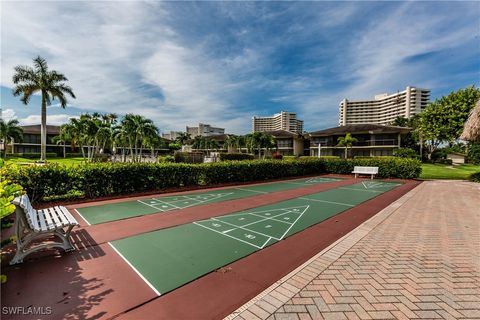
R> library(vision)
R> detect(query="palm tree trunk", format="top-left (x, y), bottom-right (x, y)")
top-left (40, 95), bottom-right (47, 162)
top-left (63, 142), bottom-right (66, 158)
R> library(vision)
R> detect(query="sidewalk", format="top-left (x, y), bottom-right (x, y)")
top-left (226, 181), bottom-right (480, 320)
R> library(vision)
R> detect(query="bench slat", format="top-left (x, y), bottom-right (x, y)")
top-left (42, 208), bottom-right (55, 230)
top-left (48, 207), bottom-right (62, 227)
top-left (36, 210), bottom-right (48, 232)
top-left (58, 207), bottom-right (79, 226)
top-left (55, 207), bottom-right (70, 226)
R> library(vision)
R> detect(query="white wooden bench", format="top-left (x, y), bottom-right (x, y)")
top-left (10, 195), bottom-right (79, 264)
top-left (352, 166), bottom-right (379, 179)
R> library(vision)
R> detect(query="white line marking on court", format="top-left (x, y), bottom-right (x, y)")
top-left (181, 193), bottom-right (234, 208)
top-left (338, 187), bottom-right (382, 193)
top-left (137, 199), bottom-right (166, 211)
top-left (282, 181), bottom-right (310, 186)
top-left (152, 198), bottom-right (182, 209)
top-left (278, 205), bottom-right (309, 240)
top-left (211, 210), bottom-right (297, 241)
top-left (225, 205), bottom-right (309, 218)
top-left (234, 187), bottom-right (268, 194)
top-left (108, 242), bottom-right (161, 296)
top-left (299, 197), bottom-right (354, 207)
top-left (73, 208), bottom-right (91, 226)
top-left (193, 222), bottom-right (264, 249)
top-left (362, 181), bottom-right (384, 189)
top-left (260, 237), bottom-right (274, 249)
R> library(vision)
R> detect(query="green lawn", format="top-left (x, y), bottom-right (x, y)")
top-left (4, 157), bottom-right (87, 167)
top-left (421, 163), bottom-right (480, 180)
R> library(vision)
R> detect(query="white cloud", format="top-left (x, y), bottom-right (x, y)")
top-left (1, 108), bottom-right (17, 121)
top-left (18, 114), bottom-right (78, 126)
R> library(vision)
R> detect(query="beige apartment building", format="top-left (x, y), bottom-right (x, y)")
top-left (186, 123), bottom-right (225, 137)
top-left (252, 111), bottom-right (304, 134)
top-left (339, 86), bottom-right (430, 126)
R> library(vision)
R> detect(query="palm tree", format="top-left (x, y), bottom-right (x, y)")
top-left (260, 133), bottom-right (276, 159)
top-left (120, 114), bottom-right (158, 162)
top-left (336, 133), bottom-right (358, 159)
top-left (52, 125), bottom-right (73, 158)
top-left (0, 119), bottom-right (23, 158)
top-left (224, 135), bottom-right (239, 153)
top-left (12, 56), bottom-right (76, 162)
top-left (176, 132), bottom-right (191, 146)
top-left (391, 116), bottom-right (409, 127)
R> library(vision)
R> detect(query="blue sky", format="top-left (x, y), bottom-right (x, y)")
top-left (1, 1), bottom-right (479, 134)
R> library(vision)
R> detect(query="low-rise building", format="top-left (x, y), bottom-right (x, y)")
top-left (161, 131), bottom-right (183, 140)
top-left (265, 130), bottom-right (305, 156)
top-left (307, 124), bottom-right (410, 157)
top-left (186, 123), bottom-right (225, 137)
top-left (12, 125), bottom-right (70, 155)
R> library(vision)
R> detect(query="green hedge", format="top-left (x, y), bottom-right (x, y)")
top-left (1, 157), bottom-right (421, 203)
top-left (469, 172), bottom-right (480, 183)
top-left (320, 157), bottom-right (421, 179)
top-left (219, 153), bottom-right (255, 161)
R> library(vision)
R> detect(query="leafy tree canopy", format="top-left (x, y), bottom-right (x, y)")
top-left (418, 86), bottom-right (480, 144)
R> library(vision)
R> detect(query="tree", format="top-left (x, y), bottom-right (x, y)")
top-left (0, 119), bottom-right (23, 158)
top-left (336, 133), bottom-right (358, 159)
top-left (176, 132), bottom-right (191, 146)
top-left (391, 116), bottom-right (409, 127)
top-left (12, 56), bottom-right (76, 162)
top-left (418, 86), bottom-right (480, 157)
top-left (120, 114), bottom-right (158, 162)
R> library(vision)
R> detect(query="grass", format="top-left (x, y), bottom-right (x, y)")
top-left (420, 163), bottom-right (480, 180)
top-left (4, 157), bottom-right (87, 167)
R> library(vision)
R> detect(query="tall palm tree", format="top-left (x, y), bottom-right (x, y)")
top-left (0, 119), bottom-right (23, 158)
top-left (12, 56), bottom-right (76, 162)
top-left (336, 133), bottom-right (358, 159)
top-left (121, 114), bottom-right (158, 162)
top-left (176, 132), bottom-right (191, 146)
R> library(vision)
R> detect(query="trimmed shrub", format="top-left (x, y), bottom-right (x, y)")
top-left (393, 148), bottom-right (420, 159)
top-left (434, 159), bottom-right (453, 165)
top-left (468, 172), bottom-right (480, 182)
top-left (283, 156), bottom-right (298, 161)
top-left (219, 153), bottom-right (255, 161)
top-left (174, 152), bottom-right (204, 164)
top-left (158, 155), bottom-right (175, 163)
top-left (1, 157), bottom-right (421, 203)
top-left (466, 143), bottom-right (480, 164)
top-left (201, 158), bottom-right (326, 185)
top-left (320, 157), bottom-right (422, 179)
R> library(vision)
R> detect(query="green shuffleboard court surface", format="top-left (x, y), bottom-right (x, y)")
top-left (77, 176), bottom-right (342, 225)
top-left (110, 180), bottom-right (402, 295)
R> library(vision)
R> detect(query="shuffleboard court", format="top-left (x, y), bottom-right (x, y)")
top-left (76, 176), bottom-right (342, 225)
top-left (110, 181), bottom-right (401, 295)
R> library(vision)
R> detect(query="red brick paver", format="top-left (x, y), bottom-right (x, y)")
top-left (227, 181), bottom-right (480, 320)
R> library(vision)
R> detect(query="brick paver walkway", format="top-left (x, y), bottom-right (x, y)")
top-left (227, 181), bottom-right (480, 320)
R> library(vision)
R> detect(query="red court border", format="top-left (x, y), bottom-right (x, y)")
top-left (114, 180), bottom-right (421, 319)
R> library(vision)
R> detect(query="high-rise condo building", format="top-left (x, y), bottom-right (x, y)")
top-left (339, 86), bottom-right (430, 126)
top-left (252, 111), bottom-right (304, 134)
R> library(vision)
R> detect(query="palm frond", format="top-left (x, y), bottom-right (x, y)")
top-left (33, 56), bottom-right (48, 73)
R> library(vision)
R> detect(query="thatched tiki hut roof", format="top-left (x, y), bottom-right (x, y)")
top-left (461, 100), bottom-right (480, 142)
